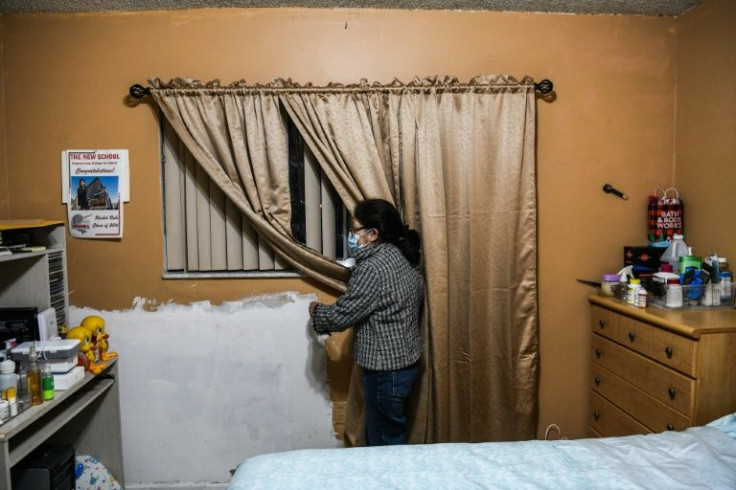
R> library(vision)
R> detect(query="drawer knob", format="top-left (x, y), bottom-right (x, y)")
top-left (666, 423), bottom-right (675, 431)
top-left (595, 348), bottom-right (602, 359)
top-left (594, 412), bottom-right (601, 421)
top-left (665, 346), bottom-right (674, 358)
top-left (598, 320), bottom-right (606, 329)
top-left (594, 376), bottom-right (602, 386)
top-left (668, 387), bottom-right (676, 400)
top-left (628, 332), bottom-right (636, 342)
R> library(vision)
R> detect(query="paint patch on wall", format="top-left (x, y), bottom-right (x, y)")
top-left (70, 292), bottom-right (339, 486)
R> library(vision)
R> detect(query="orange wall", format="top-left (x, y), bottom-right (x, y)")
top-left (675, 0), bottom-right (736, 263)
top-left (0, 20), bottom-right (7, 216)
top-left (0, 8), bottom-right (677, 439)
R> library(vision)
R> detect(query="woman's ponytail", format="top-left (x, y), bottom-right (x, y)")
top-left (354, 199), bottom-right (422, 267)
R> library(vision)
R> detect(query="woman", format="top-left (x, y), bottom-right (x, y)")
top-left (309, 198), bottom-right (423, 446)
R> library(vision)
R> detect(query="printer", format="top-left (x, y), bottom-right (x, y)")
top-left (11, 340), bottom-right (85, 390)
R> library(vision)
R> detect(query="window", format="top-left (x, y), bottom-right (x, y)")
top-left (160, 117), bottom-right (346, 277)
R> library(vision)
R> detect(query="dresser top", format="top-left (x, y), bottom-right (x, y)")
top-left (589, 295), bottom-right (736, 338)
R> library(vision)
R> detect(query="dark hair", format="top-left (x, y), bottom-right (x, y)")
top-left (354, 198), bottom-right (421, 266)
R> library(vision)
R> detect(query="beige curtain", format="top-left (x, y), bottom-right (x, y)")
top-left (149, 78), bottom-right (349, 290)
top-left (406, 77), bottom-right (539, 441)
top-left (148, 75), bottom-right (539, 443)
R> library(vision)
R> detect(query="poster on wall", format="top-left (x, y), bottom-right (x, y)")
top-left (61, 149), bottom-right (129, 239)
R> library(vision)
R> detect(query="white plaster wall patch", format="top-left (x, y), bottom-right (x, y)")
top-left (70, 292), bottom-right (339, 487)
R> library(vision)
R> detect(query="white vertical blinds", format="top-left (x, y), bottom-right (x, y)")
top-left (162, 122), bottom-right (186, 271)
top-left (161, 120), bottom-right (343, 275)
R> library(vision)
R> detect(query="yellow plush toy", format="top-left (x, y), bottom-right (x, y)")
top-left (66, 326), bottom-right (106, 374)
top-left (81, 315), bottom-right (118, 362)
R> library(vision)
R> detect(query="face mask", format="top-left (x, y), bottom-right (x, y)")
top-left (347, 231), bottom-right (362, 256)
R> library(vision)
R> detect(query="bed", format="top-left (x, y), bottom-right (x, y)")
top-left (229, 413), bottom-right (736, 489)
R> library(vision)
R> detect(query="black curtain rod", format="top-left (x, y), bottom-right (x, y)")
top-left (128, 79), bottom-right (554, 99)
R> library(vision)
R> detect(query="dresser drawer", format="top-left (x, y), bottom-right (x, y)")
top-left (592, 335), bottom-right (695, 416)
top-left (590, 392), bottom-right (651, 437)
top-left (618, 315), bottom-right (697, 376)
top-left (592, 363), bottom-right (691, 432)
top-left (649, 326), bottom-right (697, 376)
top-left (591, 306), bottom-right (620, 342)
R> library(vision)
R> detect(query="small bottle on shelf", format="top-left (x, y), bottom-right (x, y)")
top-left (0, 356), bottom-right (17, 395)
top-left (41, 363), bottom-right (55, 401)
top-left (27, 344), bottom-right (42, 406)
top-left (6, 386), bottom-right (17, 417)
top-left (17, 361), bottom-right (29, 410)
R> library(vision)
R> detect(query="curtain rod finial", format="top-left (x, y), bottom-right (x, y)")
top-left (534, 79), bottom-right (553, 94)
top-left (129, 84), bottom-right (150, 99)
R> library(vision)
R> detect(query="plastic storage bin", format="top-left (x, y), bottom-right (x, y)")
top-left (647, 281), bottom-right (735, 309)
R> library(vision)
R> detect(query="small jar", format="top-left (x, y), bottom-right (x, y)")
top-left (665, 278), bottom-right (683, 308)
top-left (600, 274), bottom-right (620, 297)
top-left (637, 289), bottom-right (647, 308)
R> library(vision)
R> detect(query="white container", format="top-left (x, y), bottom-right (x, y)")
top-left (0, 359), bottom-right (18, 395)
top-left (660, 234), bottom-right (689, 271)
top-left (665, 279), bottom-right (683, 308)
top-left (53, 366), bottom-right (85, 390)
top-left (721, 271), bottom-right (733, 304)
top-left (7, 395), bottom-right (17, 417)
top-left (601, 274), bottom-right (621, 297)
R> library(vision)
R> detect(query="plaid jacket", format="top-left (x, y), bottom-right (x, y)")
top-left (312, 242), bottom-right (424, 371)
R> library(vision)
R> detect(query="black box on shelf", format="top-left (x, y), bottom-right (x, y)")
top-left (12, 444), bottom-right (75, 490)
top-left (624, 246), bottom-right (666, 277)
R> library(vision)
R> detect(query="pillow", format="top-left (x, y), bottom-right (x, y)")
top-left (75, 454), bottom-right (122, 490)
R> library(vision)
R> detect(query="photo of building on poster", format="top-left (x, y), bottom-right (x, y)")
top-left (62, 150), bottom-right (128, 239)
top-left (71, 176), bottom-right (119, 211)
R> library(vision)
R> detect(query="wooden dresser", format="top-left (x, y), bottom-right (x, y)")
top-left (588, 295), bottom-right (736, 437)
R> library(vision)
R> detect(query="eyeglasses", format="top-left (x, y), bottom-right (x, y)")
top-left (351, 226), bottom-right (366, 234)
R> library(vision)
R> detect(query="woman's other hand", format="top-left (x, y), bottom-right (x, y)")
top-left (309, 301), bottom-right (319, 317)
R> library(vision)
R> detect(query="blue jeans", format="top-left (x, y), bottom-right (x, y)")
top-left (363, 362), bottom-right (419, 446)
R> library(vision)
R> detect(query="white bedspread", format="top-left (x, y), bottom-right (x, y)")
top-left (229, 413), bottom-right (736, 489)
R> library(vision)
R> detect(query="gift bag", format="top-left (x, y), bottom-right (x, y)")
top-left (648, 187), bottom-right (684, 247)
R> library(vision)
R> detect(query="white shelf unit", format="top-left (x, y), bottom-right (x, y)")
top-left (0, 220), bottom-right (68, 329)
top-left (0, 220), bottom-right (124, 488)
top-left (0, 360), bottom-right (124, 489)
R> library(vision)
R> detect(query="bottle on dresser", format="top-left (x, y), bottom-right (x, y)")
top-left (719, 257), bottom-right (732, 305)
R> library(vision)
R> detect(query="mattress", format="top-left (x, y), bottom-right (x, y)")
top-left (229, 413), bottom-right (736, 489)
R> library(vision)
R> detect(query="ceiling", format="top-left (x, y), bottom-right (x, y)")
top-left (0, 0), bottom-right (705, 16)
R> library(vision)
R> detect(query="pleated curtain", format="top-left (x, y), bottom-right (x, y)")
top-left (148, 74), bottom-right (539, 443)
